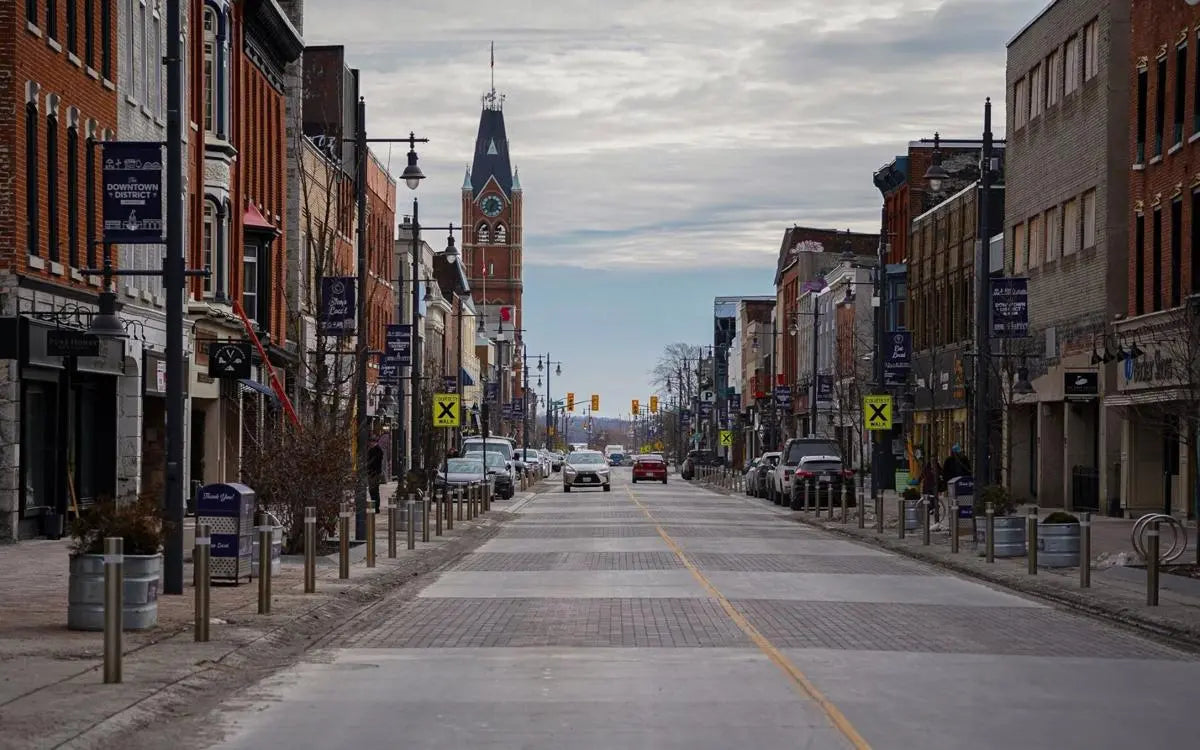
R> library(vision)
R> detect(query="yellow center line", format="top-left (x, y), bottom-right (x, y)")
top-left (626, 485), bottom-right (873, 750)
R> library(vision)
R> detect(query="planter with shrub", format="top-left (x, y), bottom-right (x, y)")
top-left (1038, 511), bottom-right (1081, 567)
top-left (973, 485), bottom-right (1026, 557)
top-left (68, 494), bottom-right (165, 631)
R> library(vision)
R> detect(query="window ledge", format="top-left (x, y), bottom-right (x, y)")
top-left (1150, 155), bottom-right (1163, 165)
top-left (70, 268), bottom-right (85, 282)
top-left (1169, 142), bottom-right (1184, 156)
top-left (50, 261), bottom-right (64, 276)
top-left (88, 275), bottom-right (101, 287)
top-left (125, 283), bottom-right (139, 298)
top-left (47, 38), bottom-right (61, 53)
top-left (27, 255), bottom-right (45, 270)
top-left (86, 66), bottom-right (99, 80)
top-left (141, 105), bottom-right (153, 120)
top-left (67, 52), bottom-right (81, 67)
top-left (154, 293), bottom-right (165, 307)
top-left (125, 94), bottom-right (139, 106)
top-left (141, 289), bottom-right (155, 303)
top-left (1132, 163), bottom-right (1145, 171)
top-left (26, 22), bottom-right (42, 38)
top-left (1190, 131), bottom-right (1200, 145)
top-left (102, 79), bottom-right (115, 91)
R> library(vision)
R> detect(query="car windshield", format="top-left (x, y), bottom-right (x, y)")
top-left (465, 452), bottom-right (506, 469)
top-left (785, 440), bottom-right (840, 464)
top-left (463, 440), bottom-right (513, 460)
top-left (568, 453), bottom-right (606, 465)
top-left (445, 459), bottom-right (483, 474)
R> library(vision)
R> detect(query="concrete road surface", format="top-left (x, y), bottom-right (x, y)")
top-left (195, 470), bottom-right (1199, 750)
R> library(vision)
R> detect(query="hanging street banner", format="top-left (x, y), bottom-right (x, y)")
top-left (320, 277), bottom-right (356, 334)
top-left (485, 382), bottom-right (499, 402)
top-left (883, 330), bottom-right (912, 387)
top-left (512, 397), bottom-right (524, 415)
top-left (991, 277), bottom-right (1029, 338)
top-left (699, 401), bottom-right (713, 417)
top-left (443, 374), bottom-right (458, 392)
top-left (816, 374), bottom-right (834, 406)
top-left (378, 353), bottom-right (400, 385)
top-left (728, 393), bottom-right (741, 412)
top-left (774, 385), bottom-right (791, 407)
top-left (207, 341), bottom-right (252, 379)
top-left (385, 324), bottom-right (412, 366)
top-left (102, 141), bottom-right (164, 243)
top-left (679, 408), bottom-right (692, 425)
top-left (863, 395), bottom-right (893, 431)
top-left (432, 393), bottom-right (461, 427)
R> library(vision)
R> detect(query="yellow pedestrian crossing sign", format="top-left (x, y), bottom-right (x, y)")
top-left (863, 395), bottom-right (893, 431)
top-left (719, 430), bottom-right (733, 447)
top-left (432, 393), bottom-right (460, 427)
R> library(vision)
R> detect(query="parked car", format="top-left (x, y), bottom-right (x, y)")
top-left (563, 450), bottom-right (611, 492)
top-left (519, 449), bottom-right (546, 478)
top-left (789, 453), bottom-right (853, 509)
top-left (774, 437), bottom-right (843, 507)
top-left (742, 458), bottom-right (760, 495)
top-left (462, 451), bottom-right (515, 499)
top-left (752, 452), bottom-right (781, 498)
top-left (549, 451), bottom-right (565, 472)
top-left (631, 454), bottom-right (668, 484)
top-left (435, 458), bottom-right (495, 498)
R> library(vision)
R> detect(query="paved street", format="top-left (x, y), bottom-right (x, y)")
top-left (194, 471), bottom-right (1199, 750)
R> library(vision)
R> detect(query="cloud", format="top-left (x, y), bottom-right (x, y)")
top-left (305, 0), bottom-right (1046, 270)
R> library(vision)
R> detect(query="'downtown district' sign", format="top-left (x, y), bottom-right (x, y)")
top-left (102, 142), bottom-right (164, 244)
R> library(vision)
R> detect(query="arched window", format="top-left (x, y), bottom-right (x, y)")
top-left (477, 222), bottom-right (490, 244)
top-left (494, 223), bottom-right (507, 244)
top-left (202, 7), bottom-right (217, 135)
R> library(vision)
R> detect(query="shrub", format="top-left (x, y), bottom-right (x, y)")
top-left (69, 493), bottom-right (166, 556)
top-left (901, 486), bottom-right (921, 501)
top-left (974, 484), bottom-right (1017, 516)
top-left (1042, 511), bottom-right (1079, 525)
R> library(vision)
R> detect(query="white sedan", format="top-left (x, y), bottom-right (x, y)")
top-left (562, 450), bottom-right (611, 492)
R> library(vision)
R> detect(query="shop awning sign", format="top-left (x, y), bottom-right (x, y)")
top-left (208, 342), bottom-right (252, 379)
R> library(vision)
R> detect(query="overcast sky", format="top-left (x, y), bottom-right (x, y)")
top-left (306, 0), bottom-right (1047, 420)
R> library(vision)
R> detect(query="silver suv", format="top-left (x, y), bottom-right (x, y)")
top-left (772, 437), bottom-right (842, 507)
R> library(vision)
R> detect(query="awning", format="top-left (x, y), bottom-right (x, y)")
top-left (460, 367), bottom-right (475, 387)
top-left (243, 203), bottom-right (279, 236)
top-left (238, 378), bottom-right (279, 403)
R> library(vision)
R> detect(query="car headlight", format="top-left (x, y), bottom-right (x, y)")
top-left (564, 466), bottom-right (577, 475)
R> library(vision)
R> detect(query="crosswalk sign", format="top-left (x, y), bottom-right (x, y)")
top-left (719, 430), bottom-right (733, 447)
top-left (432, 393), bottom-right (461, 427)
top-left (863, 395), bottom-right (893, 431)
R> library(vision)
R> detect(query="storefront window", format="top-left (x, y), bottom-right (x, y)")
top-left (21, 382), bottom-right (56, 515)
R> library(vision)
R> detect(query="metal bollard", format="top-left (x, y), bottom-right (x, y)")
top-left (457, 488), bottom-right (465, 521)
top-left (856, 485), bottom-right (865, 529)
top-left (950, 504), bottom-right (959, 554)
top-left (470, 483), bottom-right (477, 519)
top-left (257, 512), bottom-right (272, 614)
top-left (423, 494), bottom-right (431, 541)
top-left (436, 486), bottom-right (444, 536)
top-left (338, 502), bottom-right (351, 579)
top-left (985, 502), bottom-right (995, 563)
top-left (304, 506), bottom-right (318, 590)
top-left (825, 484), bottom-right (834, 520)
top-left (103, 536), bottom-right (123, 684)
top-left (841, 483), bottom-right (849, 523)
top-left (483, 481), bottom-right (491, 512)
top-left (898, 498), bottom-right (906, 540)
top-left (365, 504), bottom-right (377, 569)
top-left (406, 500), bottom-right (416, 550)
top-left (1147, 521), bottom-right (1160, 606)
top-left (1080, 511), bottom-right (1091, 588)
top-left (922, 498), bottom-right (931, 545)
top-left (386, 497), bottom-right (397, 558)
top-left (1027, 507), bottom-right (1038, 575)
top-left (802, 481), bottom-right (810, 512)
top-left (875, 495), bottom-right (883, 534)
top-left (446, 488), bottom-right (454, 530)
top-left (195, 523), bottom-right (211, 642)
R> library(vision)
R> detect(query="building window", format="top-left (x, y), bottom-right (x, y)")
top-left (100, 0), bottom-right (111, 78)
top-left (26, 102), bottom-right (39, 257)
top-left (1014, 77), bottom-right (1028, 129)
top-left (203, 7), bottom-right (216, 134)
top-left (1081, 189), bottom-right (1097, 250)
top-left (1156, 56), bottom-right (1167, 157)
top-left (1135, 213), bottom-right (1145, 315)
top-left (1063, 197), bottom-right (1080, 255)
top-left (1012, 222), bottom-right (1026, 273)
top-left (243, 243), bottom-right (259, 322)
top-left (1064, 35), bottom-right (1080, 95)
top-left (1171, 199), bottom-right (1182, 307)
top-left (125, 0), bottom-right (135, 97)
top-left (46, 0), bottom-right (57, 38)
top-left (495, 223), bottom-right (507, 243)
top-left (1193, 192), bottom-right (1200, 294)
top-left (1083, 20), bottom-right (1099, 81)
top-left (1045, 205), bottom-right (1061, 263)
top-left (1176, 45), bottom-right (1187, 146)
top-left (152, 13), bottom-right (161, 115)
top-left (1152, 208), bottom-right (1163, 312)
top-left (67, 122), bottom-right (79, 267)
top-left (66, 0), bottom-right (76, 51)
top-left (1029, 63), bottom-right (1044, 119)
top-left (202, 202), bottom-right (216, 297)
top-left (140, 1), bottom-right (148, 102)
top-left (1136, 67), bottom-right (1148, 163)
top-left (85, 129), bottom-right (96, 267)
top-left (1028, 213), bottom-right (1043, 268)
top-left (47, 111), bottom-right (59, 263)
top-left (1047, 47), bottom-right (1062, 107)
top-left (27, 0), bottom-right (37, 24)
top-left (84, 0), bottom-right (93, 66)
top-left (476, 222), bottom-right (490, 244)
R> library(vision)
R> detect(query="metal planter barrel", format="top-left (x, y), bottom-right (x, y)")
top-left (974, 515), bottom-right (1026, 557)
top-left (1037, 522), bottom-right (1080, 567)
top-left (68, 553), bottom-right (161, 631)
top-left (903, 499), bottom-right (919, 530)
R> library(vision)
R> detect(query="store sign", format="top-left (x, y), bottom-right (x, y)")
top-left (485, 382), bottom-right (499, 402)
top-left (208, 342), bottom-right (252, 379)
top-left (378, 353), bottom-right (400, 385)
top-left (991, 277), bottom-right (1029, 338)
top-left (774, 385), bottom-right (791, 407)
top-left (102, 141), bottom-right (164, 244)
top-left (320, 277), bottom-right (356, 334)
top-left (47, 329), bottom-right (100, 357)
top-left (883, 330), bottom-right (912, 386)
top-left (385, 324), bottom-right (412, 366)
top-left (1063, 371), bottom-right (1098, 401)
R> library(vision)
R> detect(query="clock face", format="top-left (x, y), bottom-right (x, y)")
top-left (481, 194), bottom-right (503, 217)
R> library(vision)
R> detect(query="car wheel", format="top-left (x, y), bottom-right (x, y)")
top-left (661, 478), bottom-right (667, 485)
top-left (631, 478), bottom-right (637, 483)
top-left (603, 484), bottom-right (611, 492)
top-left (563, 485), bottom-right (571, 493)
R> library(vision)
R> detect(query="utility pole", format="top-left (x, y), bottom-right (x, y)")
top-left (354, 90), bottom-right (369, 539)
top-left (975, 99), bottom-right (995, 487)
top-left (163, 0), bottom-right (185, 595)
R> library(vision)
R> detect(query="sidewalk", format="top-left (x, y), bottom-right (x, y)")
top-left (0, 478), bottom-right (551, 750)
top-left (707, 480), bottom-right (1200, 651)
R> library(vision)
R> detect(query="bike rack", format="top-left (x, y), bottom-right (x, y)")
top-left (1131, 513), bottom-right (1188, 564)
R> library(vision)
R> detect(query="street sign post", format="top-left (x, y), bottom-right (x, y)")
top-left (432, 394), bottom-right (461, 428)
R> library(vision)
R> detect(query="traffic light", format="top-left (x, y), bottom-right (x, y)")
top-left (632, 399), bottom-right (640, 415)
top-left (591, 394), bottom-right (599, 411)
top-left (567, 392), bottom-right (575, 411)
top-left (649, 395), bottom-right (658, 414)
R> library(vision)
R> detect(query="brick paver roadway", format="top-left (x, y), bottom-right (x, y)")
top-left (205, 471), bottom-right (1200, 750)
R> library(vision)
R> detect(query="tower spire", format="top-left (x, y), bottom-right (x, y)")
top-left (490, 40), bottom-right (495, 99)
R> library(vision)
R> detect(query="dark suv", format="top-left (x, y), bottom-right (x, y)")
top-left (781, 438), bottom-right (851, 510)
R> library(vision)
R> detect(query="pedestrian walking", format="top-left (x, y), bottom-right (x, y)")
top-left (941, 444), bottom-right (971, 491)
top-left (919, 455), bottom-right (941, 523)
top-left (367, 434), bottom-right (384, 512)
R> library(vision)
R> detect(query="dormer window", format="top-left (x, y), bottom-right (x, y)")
top-left (477, 222), bottom-right (490, 244)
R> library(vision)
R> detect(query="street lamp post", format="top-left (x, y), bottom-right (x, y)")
top-left (535, 355), bottom-right (563, 448)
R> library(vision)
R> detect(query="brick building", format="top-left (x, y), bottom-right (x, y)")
top-left (737, 298), bottom-right (775, 455)
top-left (0, 1), bottom-right (121, 539)
top-left (1003, 0), bottom-right (1131, 511)
top-left (1110, 0), bottom-right (1200, 520)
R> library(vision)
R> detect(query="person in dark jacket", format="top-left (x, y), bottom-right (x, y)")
top-left (941, 444), bottom-right (971, 491)
top-left (367, 436), bottom-right (384, 512)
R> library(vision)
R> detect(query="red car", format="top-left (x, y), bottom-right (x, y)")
top-left (631, 455), bottom-right (668, 484)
